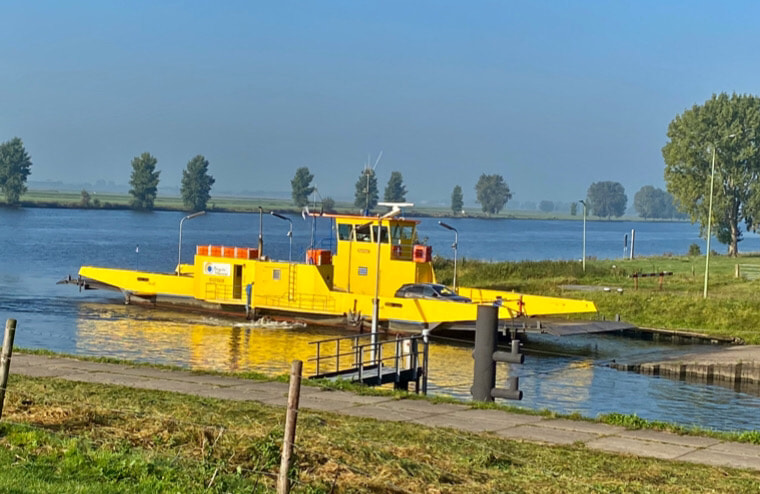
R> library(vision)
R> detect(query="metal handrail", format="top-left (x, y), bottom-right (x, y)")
top-left (310, 332), bottom-right (428, 385)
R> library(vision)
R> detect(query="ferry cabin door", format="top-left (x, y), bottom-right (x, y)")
top-left (233, 265), bottom-right (243, 299)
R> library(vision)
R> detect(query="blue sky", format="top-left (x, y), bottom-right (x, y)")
top-left (1, 1), bottom-right (758, 205)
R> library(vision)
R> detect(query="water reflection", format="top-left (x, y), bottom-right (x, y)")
top-left (71, 304), bottom-right (760, 431)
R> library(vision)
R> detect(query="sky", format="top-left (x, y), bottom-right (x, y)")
top-left (1, 1), bottom-right (759, 206)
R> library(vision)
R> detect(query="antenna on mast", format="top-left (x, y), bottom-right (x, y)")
top-left (363, 151), bottom-right (383, 215)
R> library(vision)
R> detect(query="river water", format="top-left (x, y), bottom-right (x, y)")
top-left (2, 207), bottom-right (760, 432)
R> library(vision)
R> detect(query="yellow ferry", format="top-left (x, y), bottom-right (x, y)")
top-left (62, 205), bottom-right (597, 334)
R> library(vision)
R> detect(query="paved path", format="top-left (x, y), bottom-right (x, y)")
top-left (10, 353), bottom-right (760, 472)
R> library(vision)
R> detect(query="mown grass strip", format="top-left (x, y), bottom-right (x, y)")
top-left (0, 374), bottom-right (759, 493)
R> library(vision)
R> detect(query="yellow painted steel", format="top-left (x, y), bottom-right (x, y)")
top-left (77, 213), bottom-right (597, 326)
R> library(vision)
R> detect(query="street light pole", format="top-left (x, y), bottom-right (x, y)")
top-left (579, 200), bottom-right (587, 272)
top-left (704, 134), bottom-right (735, 299)
top-left (703, 147), bottom-right (717, 299)
top-left (438, 221), bottom-right (459, 292)
top-left (270, 212), bottom-right (293, 262)
top-left (177, 211), bottom-right (205, 275)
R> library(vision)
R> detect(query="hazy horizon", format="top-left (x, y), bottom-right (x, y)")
top-left (3, 1), bottom-right (759, 206)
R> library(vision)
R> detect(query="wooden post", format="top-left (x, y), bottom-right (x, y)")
top-left (0, 319), bottom-right (17, 419)
top-left (736, 264), bottom-right (740, 279)
top-left (277, 360), bottom-right (302, 494)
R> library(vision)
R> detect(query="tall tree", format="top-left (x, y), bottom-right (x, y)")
top-left (129, 152), bottom-right (160, 211)
top-left (354, 168), bottom-right (378, 212)
top-left (181, 155), bottom-right (215, 212)
top-left (322, 196), bottom-right (336, 213)
top-left (0, 137), bottom-right (32, 205)
top-left (383, 171), bottom-right (407, 202)
top-left (539, 200), bottom-right (554, 212)
top-left (475, 173), bottom-right (511, 215)
top-left (586, 181), bottom-right (627, 219)
top-left (570, 202), bottom-right (577, 216)
top-left (633, 185), bottom-right (676, 219)
top-left (290, 167), bottom-right (315, 208)
top-left (663, 92), bottom-right (760, 256)
top-left (450, 185), bottom-right (464, 215)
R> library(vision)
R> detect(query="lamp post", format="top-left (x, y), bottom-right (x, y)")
top-left (177, 211), bottom-right (205, 275)
top-left (438, 221), bottom-right (459, 292)
top-left (270, 212), bottom-right (293, 262)
top-left (703, 147), bottom-right (717, 299)
top-left (704, 134), bottom-right (736, 299)
top-left (579, 200), bottom-right (587, 272)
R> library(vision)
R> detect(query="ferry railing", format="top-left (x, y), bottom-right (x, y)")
top-left (309, 332), bottom-right (429, 394)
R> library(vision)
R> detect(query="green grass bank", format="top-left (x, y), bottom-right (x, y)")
top-left (1, 373), bottom-right (759, 493)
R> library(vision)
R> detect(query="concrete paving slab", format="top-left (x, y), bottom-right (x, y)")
top-left (57, 372), bottom-right (155, 387)
top-left (158, 374), bottom-right (252, 387)
top-left (13, 366), bottom-right (81, 378)
top-left (127, 379), bottom-right (219, 395)
top-left (233, 381), bottom-right (289, 395)
top-left (294, 396), bottom-right (364, 413)
top-left (447, 409), bottom-right (546, 427)
top-left (302, 389), bottom-right (392, 406)
top-left (496, 424), bottom-right (599, 445)
top-left (619, 429), bottom-right (722, 448)
top-left (373, 399), bottom-right (466, 415)
top-left (587, 436), bottom-right (696, 460)
top-left (47, 360), bottom-right (128, 373)
top-left (677, 449), bottom-right (760, 470)
top-left (705, 441), bottom-right (760, 458)
top-left (336, 404), bottom-right (428, 422)
top-left (411, 414), bottom-right (523, 433)
top-left (537, 418), bottom-right (625, 436)
top-left (116, 366), bottom-right (198, 380)
top-left (55, 372), bottom-right (109, 383)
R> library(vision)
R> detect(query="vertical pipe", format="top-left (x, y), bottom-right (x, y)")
top-left (452, 231), bottom-right (458, 292)
top-left (277, 360), bottom-right (302, 494)
top-left (630, 229), bottom-right (636, 260)
top-left (0, 319), bottom-right (18, 419)
top-left (582, 202), bottom-right (587, 272)
top-left (471, 305), bottom-right (498, 402)
top-left (371, 219), bottom-right (382, 362)
top-left (258, 206), bottom-right (264, 259)
top-left (422, 330), bottom-right (430, 395)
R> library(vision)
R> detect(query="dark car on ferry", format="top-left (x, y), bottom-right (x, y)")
top-left (394, 283), bottom-right (471, 303)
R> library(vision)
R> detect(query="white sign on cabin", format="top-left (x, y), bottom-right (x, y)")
top-left (204, 262), bottom-right (231, 277)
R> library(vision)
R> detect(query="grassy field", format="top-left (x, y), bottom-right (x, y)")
top-left (1, 373), bottom-right (759, 493)
top-left (434, 253), bottom-right (760, 344)
top-left (15, 188), bottom-right (658, 220)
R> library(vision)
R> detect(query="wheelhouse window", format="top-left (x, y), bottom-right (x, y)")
top-left (355, 224), bottom-right (372, 242)
top-left (390, 224), bottom-right (415, 244)
top-left (338, 224), bottom-right (352, 241)
top-left (372, 225), bottom-right (389, 243)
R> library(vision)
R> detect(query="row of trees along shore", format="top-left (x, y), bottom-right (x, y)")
top-left (0, 143), bottom-right (215, 212)
top-left (3, 92), bottom-right (758, 255)
top-left (128, 153), bottom-right (215, 212)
